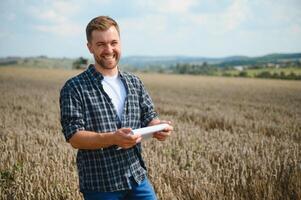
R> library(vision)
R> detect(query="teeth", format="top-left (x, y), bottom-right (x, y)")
top-left (104, 55), bottom-right (114, 59)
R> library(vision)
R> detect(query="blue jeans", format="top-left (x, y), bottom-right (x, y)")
top-left (82, 177), bottom-right (157, 200)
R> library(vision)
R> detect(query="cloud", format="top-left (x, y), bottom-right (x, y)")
top-left (187, 0), bottom-right (250, 34)
top-left (291, 24), bottom-right (301, 35)
top-left (30, 1), bottom-right (82, 37)
top-left (35, 23), bottom-right (81, 37)
top-left (223, 0), bottom-right (250, 31)
top-left (137, 0), bottom-right (198, 14)
top-left (130, 0), bottom-right (251, 40)
top-left (0, 30), bottom-right (13, 40)
top-left (116, 0), bottom-right (253, 56)
top-left (120, 14), bottom-right (168, 34)
top-left (6, 13), bottom-right (16, 21)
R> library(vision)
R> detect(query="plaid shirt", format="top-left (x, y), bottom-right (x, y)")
top-left (60, 65), bottom-right (158, 192)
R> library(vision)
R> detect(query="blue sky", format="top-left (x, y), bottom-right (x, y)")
top-left (0, 0), bottom-right (301, 58)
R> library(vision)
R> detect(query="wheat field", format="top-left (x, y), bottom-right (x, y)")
top-left (0, 67), bottom-right (300, 200)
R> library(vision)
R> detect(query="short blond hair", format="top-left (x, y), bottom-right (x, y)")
top-left (86, 16), bottom-right (120, 42)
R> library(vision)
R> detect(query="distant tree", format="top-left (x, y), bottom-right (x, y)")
top-left (271, 72), bottom-right (280, 79)
top-left (38, 55), bottom-right (48, 59)
top-left (249, 65), bottom-right (262, 69)
top-left (256, 71), bottom-right (271, 78)
top-left (222, 72), bottom-right (233, 77)
top-left (202, 62), bottom-right (208, 67)
top-left (174, 63), bottom-right (188, 74)
top-left (287, 72), bottom-right (297, 80)
top-left (280, 71), bottom-right (285, 77)
top-left (238, 71), bottom-right (248, 77)
top-left (73, 57), bottom-right (88, 69)
top-left (173, 63), bottom-right (219, 75)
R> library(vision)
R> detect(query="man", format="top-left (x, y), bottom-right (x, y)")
top-left (60, 16), bottom-right (173, 200)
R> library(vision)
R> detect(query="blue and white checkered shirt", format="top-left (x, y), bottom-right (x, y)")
top-left (60, 65), bottom-right (158, 192)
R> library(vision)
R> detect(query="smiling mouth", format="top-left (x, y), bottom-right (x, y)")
top-left (103, 54), bottom-right (115, 60)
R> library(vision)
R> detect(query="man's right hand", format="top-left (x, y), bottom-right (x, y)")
top-left (113, 128), bottom-right (142, 149)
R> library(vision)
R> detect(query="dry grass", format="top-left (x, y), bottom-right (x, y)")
top-left (0, 67), bottom-right (300, 200)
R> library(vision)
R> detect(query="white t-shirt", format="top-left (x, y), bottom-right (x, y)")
top-left (102, 74), bottom-right (127, 120)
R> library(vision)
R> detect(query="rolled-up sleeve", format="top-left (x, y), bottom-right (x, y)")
top-left (138, 79), bottom-right (158, 127)
top-left (59, 83), bottom-right (85, 142)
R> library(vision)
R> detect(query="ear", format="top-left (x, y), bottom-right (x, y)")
top-left (87, 42), bottom-right (93, 54)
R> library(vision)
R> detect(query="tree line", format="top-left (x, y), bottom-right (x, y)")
top-left (170, 63), bottom-right (301, 80)
top-left (71, 57), bottom-right (301, 80)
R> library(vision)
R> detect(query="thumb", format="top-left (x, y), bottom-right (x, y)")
top-left (120, 127), bottom-right (132, 134)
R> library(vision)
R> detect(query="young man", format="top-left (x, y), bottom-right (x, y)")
top-left (60, 16), bottom-right (173, 200)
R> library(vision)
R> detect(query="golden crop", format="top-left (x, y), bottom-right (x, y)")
top-left (0, 67), bottom-right (300, 200)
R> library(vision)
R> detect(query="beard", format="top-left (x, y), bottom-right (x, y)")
top-left (94, 54), bottom-right (120, 70)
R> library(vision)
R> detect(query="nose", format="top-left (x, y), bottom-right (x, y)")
top-left (104, 44), bottom-right (113, 53)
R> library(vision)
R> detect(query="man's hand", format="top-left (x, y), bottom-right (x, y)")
top-left (113, 128), bottom-right (142, 149)
top-left (149, 119), bottom-right (173, 141)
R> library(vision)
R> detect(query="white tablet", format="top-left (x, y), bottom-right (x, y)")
top-left (132, 123), bottom-right (169, 139)
top-left (116, 124), bottom-right (170, 150)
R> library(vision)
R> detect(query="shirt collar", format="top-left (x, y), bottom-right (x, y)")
top-left (87, 64), bottom-right (126, 81)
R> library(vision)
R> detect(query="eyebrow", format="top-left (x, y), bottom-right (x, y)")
top-left (95, 40), bottom-right (118, 44)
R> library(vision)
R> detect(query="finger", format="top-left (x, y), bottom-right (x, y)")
top-left (117, 129), bottom-right (134, 136)
top-left (128, 134), bottom-right (140, 140)
top-left (154, 135), bottom-right (166, 141)
top-left (153, 132), bottom-right (168, 139)
top-left (120, 128), bottom-right (132, 134)
top-left (136, 136), bottom-right (142, 143)
top-left (122, 140), bottom-right (137, 147)
top-left (163, 127), bottom-right (173, 132)
top-left (159, 120), bottom-right (172, 125)
top-left (154, 135), bottom-right (165, 140)
top-left (116, 132), bottom-right (136, 143)
top-left (126, 139), bottom-right (140, 147)
top-left (156, 131), bottom-right (170, 136)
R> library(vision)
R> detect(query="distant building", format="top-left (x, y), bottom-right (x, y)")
top-left (233, 66), bottom-right (244, 71)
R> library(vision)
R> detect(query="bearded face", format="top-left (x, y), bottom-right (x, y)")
top-left (87, 26), bottom-right (121, 73)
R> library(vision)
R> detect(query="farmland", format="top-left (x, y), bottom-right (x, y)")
top-left (0, 67), bottom-right (300, 200)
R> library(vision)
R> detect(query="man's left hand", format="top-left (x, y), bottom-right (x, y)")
top-left (149, 119), bottom-right (173, 141)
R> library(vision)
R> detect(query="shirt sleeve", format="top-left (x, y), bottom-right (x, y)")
top-left (138, 78), bottom-right (158, 127)
top-left (59, 83), bottom-right (85, 142)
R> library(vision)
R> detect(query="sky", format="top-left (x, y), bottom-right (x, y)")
top-left (0, 0), bottom-right (301, 58)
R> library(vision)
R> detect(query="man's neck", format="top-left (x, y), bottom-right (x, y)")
top-left (94, 63), bottom-right (118, 77)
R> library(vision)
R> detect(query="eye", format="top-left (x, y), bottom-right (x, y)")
top-left (96, 43), bottom-right (105, 47)
top-left (111, 41), bottom-right (118, 46)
